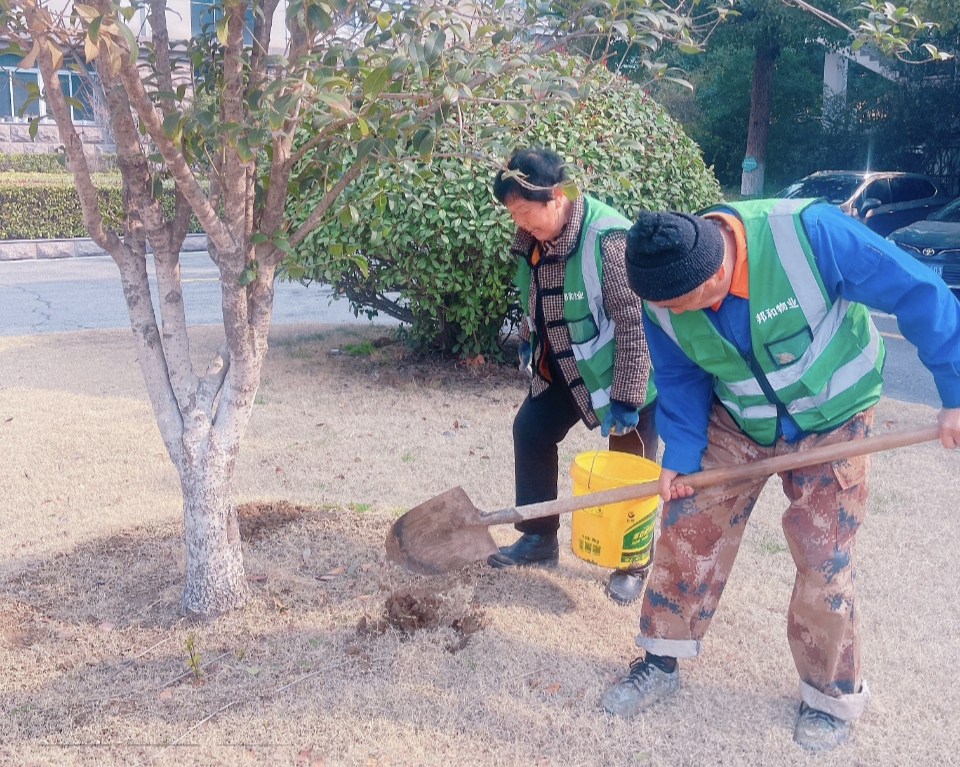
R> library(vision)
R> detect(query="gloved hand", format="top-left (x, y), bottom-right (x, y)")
top-left (518, 340), bottom-right (532, 377)
top-left (601, 400), bottom-right (639, 437)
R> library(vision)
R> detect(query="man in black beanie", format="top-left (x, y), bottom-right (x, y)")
top-left (599, 198), bottom-right (960, 752)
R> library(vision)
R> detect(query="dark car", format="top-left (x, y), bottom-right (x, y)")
top-left (888, 197), bottom-right (960, 295)
top-left (777, 171), bottom-right (948, 237)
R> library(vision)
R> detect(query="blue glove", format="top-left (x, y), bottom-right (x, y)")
top-left (601, 400), bottom-right (639, 437)
top-left (518, 340), bottom-right (532, 377)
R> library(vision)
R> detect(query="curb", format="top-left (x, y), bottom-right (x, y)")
top-left (0, 233), bottom-right (209, 262)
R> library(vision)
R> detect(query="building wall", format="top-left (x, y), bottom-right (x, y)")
top-left (0, 0), bottom-right (288, 160)
top-left (0, 122), bottom-right (116, 164)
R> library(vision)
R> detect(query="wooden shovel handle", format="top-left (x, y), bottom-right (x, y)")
top-left (479, 424), bottom-right (941, 527)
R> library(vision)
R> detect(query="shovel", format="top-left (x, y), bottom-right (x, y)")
top-left (385, 424), bottom-right (941, 575)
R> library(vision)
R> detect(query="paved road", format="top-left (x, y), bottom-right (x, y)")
top-left (869, 311), bottom-right (940, 409)
top-left (0, 251), bottom-right (398, 336)
top-left (0, 251), bottom-right (943, 408)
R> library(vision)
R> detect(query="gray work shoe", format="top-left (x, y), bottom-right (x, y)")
top-left (793, 702), bottom-right (850, 751)
top-left (600, 658), bottom-right (680, 719)
top-left (605, 566), bottom-right (648, 605)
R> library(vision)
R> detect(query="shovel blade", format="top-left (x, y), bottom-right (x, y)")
top-left (385, 486), bottom-right (500, 575)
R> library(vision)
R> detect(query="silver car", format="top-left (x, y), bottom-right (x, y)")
top-left (777, 171), bottom-right (948, 238)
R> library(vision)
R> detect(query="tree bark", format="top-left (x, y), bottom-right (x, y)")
top-left (740, 39), bottom-right (780, 198)
top-left (179, 444), bottom-right (250, 617)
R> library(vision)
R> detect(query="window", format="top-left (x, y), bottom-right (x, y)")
top-left (191, 0), bottom-right (254, 42)
top-left (889, 177), bottom-right (936, 204)
top-left (59, 72), bottom-right (96, 123)
top-left (859, 179), bottom-right (892, 207)
top-left (0, 60), bottom-right (97, 124)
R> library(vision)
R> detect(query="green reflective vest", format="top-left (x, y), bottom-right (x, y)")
top-left (645, 198), bottom-right (884, 445)
top-left (516, 195), bottom-right (656, 423)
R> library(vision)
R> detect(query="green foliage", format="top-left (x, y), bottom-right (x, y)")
top-left (0, 173), bottom-right (202, 239)
top-left (0, 153), bottom-right (66, 173)
top-left (0, 175), bottom-right (121, 239)
top-left (340, 341), bottom-right (376, 356)
top-left (184, 632), bottom-right (204, 682)
top-left (656, 45), bottom-right (828, 192)
top-left (289, 57), bottom-right (721, 357)
top-left (0, 153), bottom-right (119, 173)
top-left (653, 42), bottom-right (960, 195)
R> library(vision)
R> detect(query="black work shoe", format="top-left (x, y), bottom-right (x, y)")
top-left (605, 566), bottom-right (648, 605)
top-left (487, 533), bottom-right (559, 569)
top-left (793, 702), bottom-right (850, 751)
top-left (600, 657), bottom-right (680, 719)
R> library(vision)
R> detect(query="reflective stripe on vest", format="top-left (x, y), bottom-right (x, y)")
top-left (647, 198), bottom-right (882, 443)
top-left (561, 198), bottom-right (629, 419)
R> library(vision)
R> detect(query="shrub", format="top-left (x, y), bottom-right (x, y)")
top-left (0, 173), bottom-right (201, 239)
top-left (289, 56), bottom-right (722, 357)
top-left (0, 152), bottom-right (119, 173)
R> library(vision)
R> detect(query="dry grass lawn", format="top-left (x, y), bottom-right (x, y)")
top-left (1, 323), bottom-right (959, 766)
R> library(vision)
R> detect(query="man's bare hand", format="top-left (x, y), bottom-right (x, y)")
top-left (937, 407), bottom-right (960, 449)
top-left (658, 468), bottom-right (697, 502)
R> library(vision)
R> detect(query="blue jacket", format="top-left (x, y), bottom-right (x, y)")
top-left (645, 202), bottom-right (960, 474)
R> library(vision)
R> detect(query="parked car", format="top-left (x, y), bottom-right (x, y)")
top-left (887, 197), bottom-right (960, 295)
top-left (776, 171), bottom-right (948, 237)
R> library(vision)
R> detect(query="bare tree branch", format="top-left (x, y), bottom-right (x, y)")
top-left (115, 42), bottom-right (233, 252)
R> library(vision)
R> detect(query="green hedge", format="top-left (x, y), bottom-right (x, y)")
top-left (0, 152), bottom-right (118, 173)
top-left (0, 173), bottom-right (202, 239)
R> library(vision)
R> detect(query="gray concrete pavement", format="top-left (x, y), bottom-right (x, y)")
top-left (0, 249), bottom-right (943, 409)
top-left (0, 250), bottom-right (398, 335)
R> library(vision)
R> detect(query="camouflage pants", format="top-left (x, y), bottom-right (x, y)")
top-left (636, 403), bottom-right (874, 720)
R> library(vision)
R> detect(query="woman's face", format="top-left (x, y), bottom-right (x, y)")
top-left (504, 191), bottom-right (566, 242)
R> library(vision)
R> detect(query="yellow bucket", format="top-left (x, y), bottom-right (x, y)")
top-left (569, 450), bottom-right (660, 569)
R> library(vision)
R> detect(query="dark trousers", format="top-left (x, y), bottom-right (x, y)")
top-left (513, 382), bottom-right (659, 537)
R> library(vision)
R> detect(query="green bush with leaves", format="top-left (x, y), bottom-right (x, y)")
top-left (0, 153), bottom-right (119, 174)
top-left (289, 58), bottom-right (722, 357)
top-left (0, 173), bottom-right (201, 239)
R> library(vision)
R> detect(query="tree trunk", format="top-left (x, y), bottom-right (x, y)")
top-left (740, 40), bottom-right (780, 198)
top-left (179, 449), bottom-right (250, 617)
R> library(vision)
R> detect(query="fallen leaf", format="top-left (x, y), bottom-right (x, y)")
top-left (345, 645), bottom-right (361, 656)
top-left (544, 683), bottom-right (561, 694)
top-left (326, 566), bottom-right (346, 576)
top-left (247, 573), bottom-right (267, 582)
top-left (159, 689), bottom-right (173, 699)
top-left (246, 666), bottom-right (260, 675)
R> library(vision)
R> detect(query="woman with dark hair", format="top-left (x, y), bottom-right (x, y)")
top-left (489, 147), bottom-right (659, 605)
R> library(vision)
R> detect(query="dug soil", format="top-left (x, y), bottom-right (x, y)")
top-left (1, 323), bottom-right (959, 766)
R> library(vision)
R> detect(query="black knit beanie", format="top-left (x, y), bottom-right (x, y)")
top-left (625, 211), bottom-right (725, 301)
